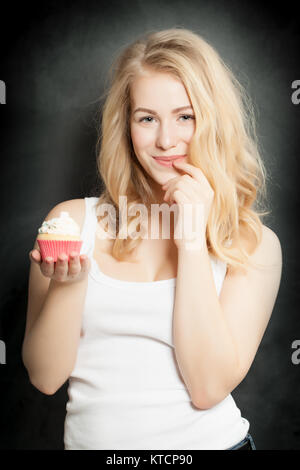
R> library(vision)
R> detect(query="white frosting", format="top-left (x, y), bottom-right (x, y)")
top-left (38, 211), bottom-right (80, 236)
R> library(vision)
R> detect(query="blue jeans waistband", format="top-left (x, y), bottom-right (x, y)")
top-left (226, 433), bottom-right (256, 450)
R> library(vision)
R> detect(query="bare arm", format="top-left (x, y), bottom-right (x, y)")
top-left (22, 275), bottom-right (89, 395)
top-left (173, 245), bottom-right (239, 409)
top-left (173, 225), bottom-right (282, 409)
top-left (22, 199), bottom-right (90, 395)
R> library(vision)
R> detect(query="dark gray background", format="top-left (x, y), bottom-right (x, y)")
top-left (0, 0), bottom-right (299, 450)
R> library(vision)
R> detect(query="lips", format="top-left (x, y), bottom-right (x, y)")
top-left (153, 155), bottom-right (186, 161)
top-left (153, 155), bottom-right (186, 168)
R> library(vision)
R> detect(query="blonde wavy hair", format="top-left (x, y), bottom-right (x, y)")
top-left (94, 27), bottom-right (270, 270)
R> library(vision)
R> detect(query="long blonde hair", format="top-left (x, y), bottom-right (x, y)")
top-left (94, 27), bottom-right (270, 270)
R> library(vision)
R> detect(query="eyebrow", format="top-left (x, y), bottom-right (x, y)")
top-left (133, 105), bottom-right (193, 115)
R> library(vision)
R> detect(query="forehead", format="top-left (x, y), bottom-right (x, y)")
top-left (130, 71), bottom-right (191, 108)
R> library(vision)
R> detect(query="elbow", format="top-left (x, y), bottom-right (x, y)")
top-left (26, 366), bottom-right (71, 395)
top-left (191, 388), bottom-right (228, 410)
top-left (192, 395), bottom-right (224, 410)
top-left (22, 348), bottom-right (70, 396)
top-left (190, 366), bottom-right (241, 410)
top-left (23, 360), bottom-right (70, 396)
top-left (23, 361), bottom-right (58, 395)
top-left (40, 386), bottom-right (58, 396)
top-left (30, 376), bottom-right (58, 395)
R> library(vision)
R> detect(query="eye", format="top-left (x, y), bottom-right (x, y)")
top-left (139, 116), bottom-right (154, 123)
top-left (179, 114), bottom-right (195, 121)
top-left (139, 115), bottom-right (195, 123)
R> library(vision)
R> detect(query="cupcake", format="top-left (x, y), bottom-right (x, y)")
top-left (37, 211), bottom-right (83, 262)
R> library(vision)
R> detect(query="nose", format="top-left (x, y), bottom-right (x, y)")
top-left (156, 120), bottom-right (178, 150)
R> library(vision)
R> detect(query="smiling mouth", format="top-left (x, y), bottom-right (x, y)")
top-left (153, 155), bottom-right (186, 168)
top-left (152, 155), bottom-right (187, 161)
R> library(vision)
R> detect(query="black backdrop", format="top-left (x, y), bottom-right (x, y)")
top-left (0, 0), bottom-right (299, 450)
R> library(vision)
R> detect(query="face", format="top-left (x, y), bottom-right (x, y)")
top-left (130, 70), bottom-right (195, 202)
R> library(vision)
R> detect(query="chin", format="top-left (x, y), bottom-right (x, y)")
top-left (146, 162), bottom-right (177, 185)
top-left (153, 169), bottom-right (174, 182)
top-left (159, 167), bottom-right (177, 178)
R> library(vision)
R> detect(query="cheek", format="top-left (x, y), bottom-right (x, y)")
top-left (131, 125), bottom-right (154, 149)
top-left (184, 125), bottom-right (195, 142)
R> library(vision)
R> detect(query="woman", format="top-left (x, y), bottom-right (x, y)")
top-left (23, 28), bottom-right (282, 450)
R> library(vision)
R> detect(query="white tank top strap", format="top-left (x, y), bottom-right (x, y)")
top-left (80, 197), bottom-right (99, 257)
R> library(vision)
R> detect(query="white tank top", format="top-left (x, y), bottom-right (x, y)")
top-left (64, 196), bottom-right (250, 450)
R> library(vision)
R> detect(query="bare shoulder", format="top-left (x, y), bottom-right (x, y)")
top-left (227, 224), bottom-right (282, 277)
top-left (252, 224), bottom-right (282, 269)
top-left (45, 198), bottom-right (86, 232)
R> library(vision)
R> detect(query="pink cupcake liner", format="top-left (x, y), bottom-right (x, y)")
top-left (37, 239), bottom-right (83, 262)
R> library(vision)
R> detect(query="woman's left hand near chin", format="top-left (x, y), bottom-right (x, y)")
top-left (161, 160), bottom-right (214, 251)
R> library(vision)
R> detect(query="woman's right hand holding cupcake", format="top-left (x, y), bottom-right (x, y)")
top-left (29, 250), bottom-right (91, 284)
